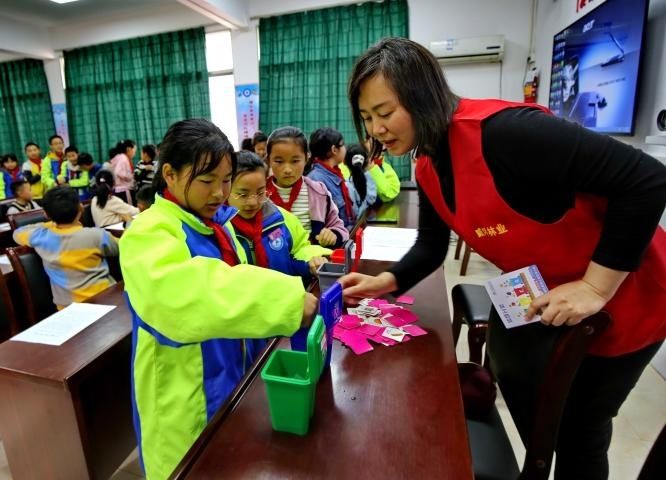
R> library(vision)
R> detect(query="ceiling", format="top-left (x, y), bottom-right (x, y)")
top-left (0, 0), bottom-right (176, 27)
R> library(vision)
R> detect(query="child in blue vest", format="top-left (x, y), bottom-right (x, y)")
top-left (226, 151), bottom-right (331, 281)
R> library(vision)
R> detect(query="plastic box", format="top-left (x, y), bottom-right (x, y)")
top-left (316, 262), bottom-right (345, 293)
top-left (262, 315), bottom-right (326, 435)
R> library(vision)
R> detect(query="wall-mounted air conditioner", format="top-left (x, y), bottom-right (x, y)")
top-left (429, 35), bottom-right (505, 65)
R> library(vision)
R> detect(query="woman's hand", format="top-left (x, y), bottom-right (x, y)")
top-left (526, 280), bottom-right (608, 326)
top-left (339, 271), bottom-right (397, 305)
top-left (315, 228), bottom-right (337, 247)
top-left (525, 263), bottom-right (627, 326)
top-left (308, 256), bottom-right (328, 275)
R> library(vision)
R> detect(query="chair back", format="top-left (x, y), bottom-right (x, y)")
top-left (0, 272), bottom-right (19, 339)
top-left (81, 204), bottom-right (95, 227)
top-left (6, 246), bottom-right (56, 327)
top-left (8, 209), bottom-right (48, 231)
top-left (486, 310), bottom-right (611, 479)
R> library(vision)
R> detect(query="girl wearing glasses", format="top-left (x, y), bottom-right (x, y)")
top-left (227, 151), bottom-right (331, 281)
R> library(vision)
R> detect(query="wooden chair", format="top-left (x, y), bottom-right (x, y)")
top-left (0, 272), bottom-right (20, 339)
top-left (451, 283), bottom-right (492, 365)
top-left (6, 246), bottom-right (56, 327)
top-left (467, 311), bottom-right (611, 480)
top-left (8, 209), bottom-right (48, 231)
top-left (454, 237), bottom-right (473, 276)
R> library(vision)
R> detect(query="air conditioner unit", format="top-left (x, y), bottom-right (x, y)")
top-left (429, 35), bottom-right (505, 65)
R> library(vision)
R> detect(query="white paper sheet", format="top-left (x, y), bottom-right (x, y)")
top-left (360, 226), bottom-right (418, 262)
top-left (11, 303), bottom-right (117, 346)
top-left (0, 222), bottom-right (11, 232)
top-left (0, 254), bottom-right (13, 274)
top-left (105, 222), bottom-right (124, 231)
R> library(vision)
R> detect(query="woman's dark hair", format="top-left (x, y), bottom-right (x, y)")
top-left (141, 144), bottom-right (157, 161)
top-left (266, 126), bottom-right (308, 159)
top-left (234, 151), bottom-right (267, 178)
top-left (153, 119), bottom-right (236, 196)
top-left (240, 138), bottom-right (253, 151)
top-left (252, 131), bottom-right (268, 146)
top-left (109, 139), bottom-right (136, 159)
top-left (309, 127), bottom-right (344, 161)
top-left (2, 153), bottom-right (18, 166)
top-left (344, 144), bottom-right (369, 202)
top-left (348, 37), bottom-right (459, 158)
top-left (78, 152), bottom-right (94, 166)
top-left (93, 169), bottom-right (115, 209)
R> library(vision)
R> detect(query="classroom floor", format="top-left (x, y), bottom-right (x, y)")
top-left (0, 244), bottom-right (663, 480)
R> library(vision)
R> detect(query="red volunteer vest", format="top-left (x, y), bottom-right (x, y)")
top-left (416, 98), bottom-right (666, 356)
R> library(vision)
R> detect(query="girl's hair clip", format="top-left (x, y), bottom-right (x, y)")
top-left (351, 154), bottom-right (365, 166)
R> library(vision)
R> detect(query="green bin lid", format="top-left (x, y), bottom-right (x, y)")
top-left (307, 315), bottom-right (327, 382)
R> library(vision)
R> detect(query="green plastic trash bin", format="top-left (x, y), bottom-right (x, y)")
top-left (262, 315), bottom-right (327, 435)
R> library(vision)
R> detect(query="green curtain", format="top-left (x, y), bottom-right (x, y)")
top-left (259, 0), bottom-right (408, 146)
top-left (0, 59), bottom-right (55, 159)
top-left (64, 27), bottom-right (210, 163)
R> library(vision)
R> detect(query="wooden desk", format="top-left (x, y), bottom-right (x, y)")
top-left (0, 283), bottom-right (135, 480)
top-left (172, 190), bottom-right (473, 479)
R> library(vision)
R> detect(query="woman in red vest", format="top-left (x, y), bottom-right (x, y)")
top-left (341, 38), bottom-right (666, 480)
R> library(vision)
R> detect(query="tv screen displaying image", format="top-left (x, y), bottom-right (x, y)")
top-left (548, 0), bottom-right (649, 134)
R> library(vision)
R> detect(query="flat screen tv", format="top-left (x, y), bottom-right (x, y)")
top-left (548, 0), bottom-right (649, 134)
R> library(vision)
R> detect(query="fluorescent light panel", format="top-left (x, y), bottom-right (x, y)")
top-left (49, 0), bottom-right (81, 4)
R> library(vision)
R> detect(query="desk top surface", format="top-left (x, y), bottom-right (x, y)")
top-left (173, 190), bottom-right (473, 479)
top-left (0, 283), bottom-right (130, 384)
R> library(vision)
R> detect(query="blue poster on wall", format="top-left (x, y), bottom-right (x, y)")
top-left (52, 103), bottom-right (70, 146)
top-left (235, 84), bottom-right (259, 146)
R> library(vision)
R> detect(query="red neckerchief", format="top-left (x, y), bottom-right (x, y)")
top-left (374, 154), bottom-right (384, 168)
top-left (30, 158), bottom-right (42, 170)
top-left (314, 159), bottom-right (353, 220)
top-left (266, 176), bottom-right (303, 211)
top-left (161, 189), bottom-right (239, 266)
top-left (7, 166), bottom-right (22, 181)
top-left (231, 210), bottom-right (269, 268)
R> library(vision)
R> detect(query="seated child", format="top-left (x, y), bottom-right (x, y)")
top-left (226, 151), bottom-right (331, 280)
top-left (134, 144), bottom-right (158, 188)
top-left (307, 127), bottom-right (355, 228)
top-left (135, 185), bottom-right (154, 212)
top-left (58, 146), bottom-right (91, 200)
top-left (6, 180), bottom-right (41, 215)
top-left (344, 144), bottom-right (378, 219)
top-left (1, 154), bottom-right (24, 199)
top-left (265, 127), bottom-right (348, 248)
top-left (364, 135), bottom-right (400, 202)
top-left (91, 170), bottom-right (140, 227)
top-left (22, 142), bottom-right (52, 201)
top-left (78, 152), bottom-right (102, 188)
top-left (13, 186), bottom-right (119, 308)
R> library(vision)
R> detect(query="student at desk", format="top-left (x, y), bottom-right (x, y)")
top-left (120, 119), bottom-right (318, 480)
top-left (341, 38), bottom-right (666, 480)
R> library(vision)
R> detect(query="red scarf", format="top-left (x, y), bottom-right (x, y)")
top-left (374, 154), bottom-right (384, 168)
top-left (162, 189), bottom-right (239, 266)
top-left (266, 176), bottom-right (303, 211)
top-left (231, 210), bottom-right (269, 268)
top-left (29, 157), bottom-right (42, 170)
top-left (7, 166), bottom-right (22, 181)
top-left (314, 160), bottom-right (354, 220)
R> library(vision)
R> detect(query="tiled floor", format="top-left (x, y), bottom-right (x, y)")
top-left (1, 246), bottom-right (664, 479)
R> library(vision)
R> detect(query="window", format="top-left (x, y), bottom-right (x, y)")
top-left (206, 30), bottom-right (238, 149)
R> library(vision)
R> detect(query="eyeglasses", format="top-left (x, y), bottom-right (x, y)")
top-left (230, 191), bottom-right (267, 203)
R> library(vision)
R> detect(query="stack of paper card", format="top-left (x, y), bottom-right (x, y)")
top-left (332, 297), bottom-right (427, 355)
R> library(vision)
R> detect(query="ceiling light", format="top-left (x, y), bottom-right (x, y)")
top-left (49, 0), bottom-right (81, 4)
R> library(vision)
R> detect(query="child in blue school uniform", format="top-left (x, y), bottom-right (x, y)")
top-left (307, 127), bottom-right (355, 228)
top-left (226, 151), bottom-right (331, 281)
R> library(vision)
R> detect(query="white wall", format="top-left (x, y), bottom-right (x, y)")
top-left (230, 21), bottom-right (260, 85)
top-left (51, 3), bottom-right (210, 51)
top-left (410, 0), bottom-right (533, 102)
top-left (0, 15), bottom-right (54, 59)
